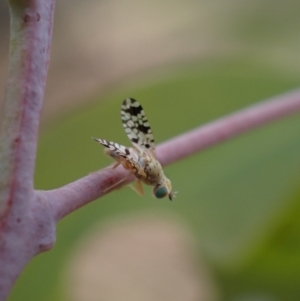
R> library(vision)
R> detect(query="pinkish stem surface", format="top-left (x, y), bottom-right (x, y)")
top-left (0, 0), bottom-right (55, 300)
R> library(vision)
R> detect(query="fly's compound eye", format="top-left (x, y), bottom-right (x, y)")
top-left (153, 185), bottom-right (169, 199)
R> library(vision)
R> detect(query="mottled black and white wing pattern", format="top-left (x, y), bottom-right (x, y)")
top-left (121, 98), bottom-right (155, 151)
top-left (92, 138), bottom-right (130, 158)
top-left (93, 98), bottom-right (174, 201)
top-left (92, 137), bottom-right (144, 176)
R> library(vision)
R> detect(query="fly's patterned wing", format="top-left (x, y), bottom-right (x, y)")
top-left (93, 137), bottom-right (142, 169)
top-left (121, 98), bottom-right (155, 150)
top-left (93, 138), bottom-right (130, 158)
top-left (93, 137), bottom-right (147, 180)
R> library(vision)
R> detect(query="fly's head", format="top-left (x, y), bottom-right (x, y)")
top-left (153, 177), bottom-right (174, 201)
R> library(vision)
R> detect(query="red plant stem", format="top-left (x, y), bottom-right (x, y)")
top-left (157, 89), bottom-right (300, 165)
top-left (47, 89), bottom-right (300, 221)
top-left (0, 0), bottom-right (54, 220)
top-left (0, 1), bottom-right (56, 300)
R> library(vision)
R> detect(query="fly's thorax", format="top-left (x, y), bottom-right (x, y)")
top-left (143, 157), bottom-right (165, 185)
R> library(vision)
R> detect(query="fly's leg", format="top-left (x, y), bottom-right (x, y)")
top-left (129, 180), bottom-right (144, 196)
top-left (103, 172), bottom-right (132, 193)
top-left (112, 162), bottom-right (120, 169)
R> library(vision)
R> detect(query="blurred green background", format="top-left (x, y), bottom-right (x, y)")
top-left (1, 0), bottom-right (300, 301)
